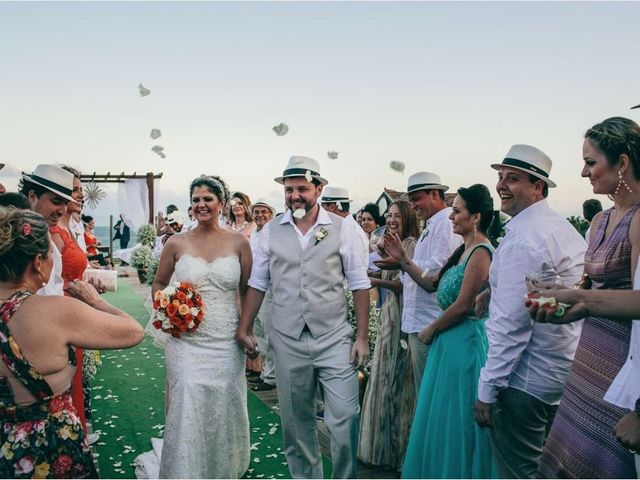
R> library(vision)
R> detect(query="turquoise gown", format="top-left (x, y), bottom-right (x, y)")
top-left (401, 244), bottom-right (498, 479)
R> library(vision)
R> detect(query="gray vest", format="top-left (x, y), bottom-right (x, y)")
top-left (269, 213), bottom-right (347, 339)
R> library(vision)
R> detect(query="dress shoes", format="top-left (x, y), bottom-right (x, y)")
top-left (250, 381), bottom-right (276, 391)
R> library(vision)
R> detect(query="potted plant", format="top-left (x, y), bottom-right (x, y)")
top-left (146, 256), bottom-right (160, 286)
top-left (130, 245), bottom-right (154, 283)
top-left (137, 224), bottom-right (157, 248)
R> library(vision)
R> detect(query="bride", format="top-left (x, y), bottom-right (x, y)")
top-left (138, 174), bottom-right (252, 478)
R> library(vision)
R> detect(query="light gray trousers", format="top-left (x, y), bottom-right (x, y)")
top-left (271, 323), bottom-right (360, 479)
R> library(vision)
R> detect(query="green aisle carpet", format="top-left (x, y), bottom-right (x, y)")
top-left (91, 278), bottom-right (332, 478)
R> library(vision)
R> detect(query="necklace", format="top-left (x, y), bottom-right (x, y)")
top-left (230, 221), bottom-right (248, 233)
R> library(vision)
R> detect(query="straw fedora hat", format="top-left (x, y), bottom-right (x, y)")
top-left (407, 171), bottom-right (449, 193)
top-left (491, 144), bottom-right (556, 188)
top-left (250, 199), bottom-right (276, 216)
top-left (274, 156), bottom-right (328, 186)
top-left (21, 164), bottom-right (78, 203)
top-left (321, 186), bottom-right (352, 203)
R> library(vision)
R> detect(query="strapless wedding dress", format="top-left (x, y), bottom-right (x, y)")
top-left (134, 255), bottom-right (250, 479)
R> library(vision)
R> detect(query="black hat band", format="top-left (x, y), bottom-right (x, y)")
top-left (29, 174), bottom-right (73, 196)
top-left (321, 196), bottom-right (348, 202)
top-left (502, 158), bottom-right (549, 178)
top-left (407, 182), bottom-right (442, 192)
top-left (282, 167), bottom-right (320, 178)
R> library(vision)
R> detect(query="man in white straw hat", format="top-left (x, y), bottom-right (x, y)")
top-left (246, 199), bottom-right (277, 392)
top-left (383, 171), bottom-right (462, 389)
top-left (321, 185), bottom-right (369, 251)
top-left (474, 144), bottom-right (586, 478)
top-left (19, 164), bottom-right (80, 296)
top-left (236, 155), bottom-right (371, 478)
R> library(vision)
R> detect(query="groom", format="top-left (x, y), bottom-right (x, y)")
top-left (236, 155), bottom-right (371, 478)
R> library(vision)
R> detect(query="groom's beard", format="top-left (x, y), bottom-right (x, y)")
top-left (286, 198), bottom-right (317, 214)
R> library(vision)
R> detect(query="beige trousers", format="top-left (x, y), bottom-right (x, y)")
top-left (271, 323), bottom-right (360, 479)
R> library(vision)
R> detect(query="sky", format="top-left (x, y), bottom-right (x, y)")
top-left (1, 1), bottom-right (640, 225)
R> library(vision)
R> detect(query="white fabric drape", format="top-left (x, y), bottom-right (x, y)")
top-left (117, 178), bottom-right (158, 231)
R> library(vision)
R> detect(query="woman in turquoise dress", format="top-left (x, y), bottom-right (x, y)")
top-left (400, 184), bottom-right (499, 479)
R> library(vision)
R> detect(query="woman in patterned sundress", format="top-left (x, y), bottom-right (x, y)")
top-left (0, 207), bottom-right (144, 478)
top-left (537, 117), bottom-right (640, 478)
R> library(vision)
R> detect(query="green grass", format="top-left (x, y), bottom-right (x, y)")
top-left (90, 279), bottom-right (332, 478)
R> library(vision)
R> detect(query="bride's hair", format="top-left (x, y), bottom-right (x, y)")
top-left (190, 175), bottom-right (230, 205)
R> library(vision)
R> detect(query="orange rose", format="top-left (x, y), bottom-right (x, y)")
top-left (154, 290), bottom-right (164, 301)
top-left (172, 299), bottom-right (180, 308)
top-left (160, 297), bottom-right (170, 308)
top-left (178, 304), bottom-right (190, 316)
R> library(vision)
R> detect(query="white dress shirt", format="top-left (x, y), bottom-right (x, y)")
top-left (344, 214), bottom-right (369, 253)
top-left (401, 207), bottom-right (462, 333)
top-left (248, 208), bottom-right (371, 293)
top-left (37, 243), bottom-right (64, 296)
top-left (478, 199), bottom-right (587, 405)
top-left (604, 260), bottom-right (640, 410)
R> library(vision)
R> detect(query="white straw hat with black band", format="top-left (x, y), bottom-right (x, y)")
top-left (321, 186), bottom-right (352, 203)
top-left (491, 144), bottom-right (557, 188)
top-left (21, 164), bottom-right (78, 203)
top-left (250, 199), bottom-right (276, 215)
top-left (274, 156), bottom-right (328, 186)
top-left (407, 171), bottom-right (449, 193)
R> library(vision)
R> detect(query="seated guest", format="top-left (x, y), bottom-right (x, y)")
top-left (0, 206), bottom-right (144, 478)
top-left (83, 215), bottom-right (109, 267)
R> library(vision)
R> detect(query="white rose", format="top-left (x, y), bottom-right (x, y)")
top-left (190, 307), bottom-right (199, 316)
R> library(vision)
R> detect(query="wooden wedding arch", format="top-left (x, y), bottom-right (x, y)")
top-left (79, 171), bottom-right (163, 254)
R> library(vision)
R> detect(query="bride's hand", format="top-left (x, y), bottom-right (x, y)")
top-left (235, 329), bottom-right (259, 359)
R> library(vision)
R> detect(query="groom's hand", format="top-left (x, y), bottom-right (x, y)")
top-left (350, 337), bottom-right (369, 368)
top-left (235, 330), bottom-right (259, 359)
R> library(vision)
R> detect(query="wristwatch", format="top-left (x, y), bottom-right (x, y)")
top-left (635, 397), bottom-right (640, 417)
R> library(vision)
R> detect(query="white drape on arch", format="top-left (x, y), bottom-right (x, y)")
top-left (117, 178), bottom-right (158, 231)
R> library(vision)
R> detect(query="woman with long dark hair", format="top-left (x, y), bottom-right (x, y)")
top-left (397, 184), bottom-right (498, 478)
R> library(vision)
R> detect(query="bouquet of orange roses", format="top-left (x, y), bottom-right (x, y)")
top-left (152, 282), bottom-right (205, 337)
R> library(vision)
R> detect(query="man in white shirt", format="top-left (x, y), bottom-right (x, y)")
top-left (236, 156), bottom-right (371, 478)
top-left (384, 171), bottom-right (462, 388)
top-left (19, 164), bottom-right (79, 296)
top-left (475, 144), bottom-right (587, 478)
top-left (320, 185), bottom-right (369, 253)
top-left (246, 199), bottom-right (277, 391)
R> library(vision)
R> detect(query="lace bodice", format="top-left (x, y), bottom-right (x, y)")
top-left (173, 255), bottom-right (241, 343)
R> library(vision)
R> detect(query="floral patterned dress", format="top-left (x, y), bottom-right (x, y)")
top-left (0, 290), bottom-right (97, 479)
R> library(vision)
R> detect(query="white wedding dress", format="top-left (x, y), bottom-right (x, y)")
top-left (135, 255), bottom-right (250, 479)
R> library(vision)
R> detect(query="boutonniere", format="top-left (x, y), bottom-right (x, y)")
top-left (314, 227), bottom-right (329, 245)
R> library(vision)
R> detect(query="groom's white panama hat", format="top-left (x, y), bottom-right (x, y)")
top-left (491, 144), bottom-right (557, 188)
top-left (407, 171), bottom-right (449, 193)
top-left (274, 156), bottom-right (328, 186)
top-left (21, 164), bottom-right (79, 203)
top-left (320, 186), bottom-right (352, 204)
